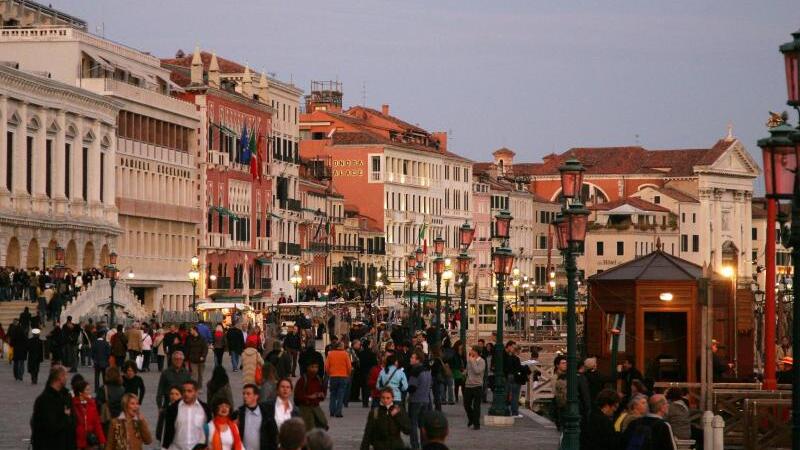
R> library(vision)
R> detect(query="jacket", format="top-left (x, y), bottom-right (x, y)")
top-left (105, 416), bottom-right (153, 450)
top-left (294, 374), bottom-right (326, 407)
top-left (324, 349), bottom-right (352, 378)
top-left (241, 347), bottom-right (264, 385)
top-left (376, 366), bottom-right (408, 402)
top-left (226, 328), bottom-right (245, 353)
top-left (110, 333), bottom-right (127, 357)
top-left (185, 335), bottom-right (207, 364)
top-left (266, 349), bottom-right (293, 379)
top-left (236, 401), bottom-right (299, 450)
top-left (581, 408), bottom-right (619, 450)
top-left (125, 328), bottom-right (143, 352)
top-left (621, 415), bottom-right (677, 450)
top-left (407, 364), bottom-right (433, 404)
top-left (360, 404), bottom-right (411, 450)
top-left (71, 397), bottom-right (106, 449)
top-left (156, 367), bottom-right (191, 408)
top-left (96, 384), bottom-right (126, 420)
top-left (91, 338), bottom-right (111, 369)
top-left (665, 400), bottom-right (691, 440)
top-left (160, 400), bottom-right (211, 449)
top-left (465, 356), bottom-right (486, 388)
top-left (31, 385), bottom-right (75, 450)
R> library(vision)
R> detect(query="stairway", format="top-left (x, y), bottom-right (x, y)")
top-left (0, 300), bottom-right (34, 329)
top-left (60, 278), bottom-right (148, 323)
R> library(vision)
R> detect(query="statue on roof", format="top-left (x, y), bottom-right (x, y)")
top-left (767, 111), bottom-right (788, 128)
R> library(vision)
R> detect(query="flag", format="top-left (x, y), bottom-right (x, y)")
top-left (249, 132), bottom-right (260, 180)
top-left (418, 223), bottom-right (428, 253)
top-left (240, 123), bottom-right (250, 163)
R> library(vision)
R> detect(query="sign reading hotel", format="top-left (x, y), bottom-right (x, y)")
top-left (332, 159), bottom-right (365, 177)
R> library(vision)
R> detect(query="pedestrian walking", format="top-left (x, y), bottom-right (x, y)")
top-left (284, 325), bottom-right (302, 377)
top-left (141, 327), bottom-right (153, 371)
top-left (358, 339), bottom-right (378, 407)
top-left (10, 319), bottom-right (28, 381)
top-left (360, 387), bottom-right (411, 450)
top-left (324, 341), bottom-right (352, 418)
top-left (207, 397), bottom-right (244, 450)
top-left (226, 325), bottom-right (245, 372)
top-left (212, 323), bottom-right (226, 368)
top-left (298, 339), bottom-right (325, 378)
top-left (269, 378), bottom-right (301, 431)
top-left (153, 326), bottom-right (166, 371)
top-left (96, 366), bottom-right (125, 431)
top-left (109, 325), bottom-right (127, 368)
top-left (266, 340), bottom-right (293, 379)
top-left (27, 328), bottom-right (44, 384)
top-left (294, 361), bottom-right (328, 431)
top-left (156, 386), bottom-right (182, 443)
top-left (237, 383), bottom-right (278, 450)
top-left (122, 360), bottom-right (146, 403)
top-left (407, 349), bottom-right (433, 450)
top-left (30, 365), bottom-right (74, 450)
top-left (241, 339), bottom-right (264, 385)
top-left (505, 342), bottom-right (527, 417)
top-left (105, 393), bottom-right (153, 450)
top-left (186, 325), bottom-right (208, 386)
top-left (156, 351), bottom-right (192, 414)
top-left (71, 379), bottom-right (106, 449)
top-left (581, 388), bottom-right (620, 450)
top-left (463, 345), bottom-right (486, 430)
top-left (90, 329), bottom-right (111, 391)
top-left (161, 379), bottom-right (211, 450)
top-left (261, 361), bottom-right (279, 403)
top-left (376, 354), bottom-right (408, 406)
top-left (207, 365), bottom-right (234, 407)
top-left (306, 429), bottom-right (334, 450)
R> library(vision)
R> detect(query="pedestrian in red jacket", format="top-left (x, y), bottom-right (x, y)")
top-left (72, 379), bottom-right (106, 449)
top-left (367, 357), bottom-right (386, 408)
top-left (294, 362), bottom-right (328, 431)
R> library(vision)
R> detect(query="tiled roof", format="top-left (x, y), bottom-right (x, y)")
top-left (346, 106), bottom-right (427, 134)
top-left (161, 51), bottom-right (246, 74)
top-left (514, 140), bottom-right (736, 178)
top-left (592, 197), bottom-right (671, 213)
top-left (654, 187), bottom-right (699, 203)
top-left (473, 162), bottom-right (495, 174)
top-left (493, 147), bottom-right (516, 156)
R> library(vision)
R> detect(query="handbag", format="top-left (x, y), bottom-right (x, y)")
top-left (255, 364), bottom-right (264, 385)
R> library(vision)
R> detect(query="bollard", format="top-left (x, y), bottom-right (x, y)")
top-left (712, 414), bottom-right (725, 450)
top-left (703, 411), bottom-right (714, 450)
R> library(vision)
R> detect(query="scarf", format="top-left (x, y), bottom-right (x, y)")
top-left (211, 416), bottom-right (243, 450)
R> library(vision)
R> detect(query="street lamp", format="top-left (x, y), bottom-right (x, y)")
top-left (104, 251), bottom-right (119, 327)
top-left (433, 255), bottom-right (446, 348)
top-left (522, 276), bottom-right (530, 339)
top-left (416, 262), bottom-right (426, 332)
top-left (458, 221), bottom-right (476, 344)
top-left (189, 255), bottom-right (200, 311)
top-left (488, 236), bottom-right (515, 417)
top-left (443, 260), bottom-right (453, 336)
top-left (552, 158), bottom-right (589, 450)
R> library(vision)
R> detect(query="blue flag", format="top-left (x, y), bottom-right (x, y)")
top-left (241, 123), bottom-right (251, 164)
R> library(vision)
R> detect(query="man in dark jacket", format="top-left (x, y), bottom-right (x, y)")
top-left (91, 330), bottom-right (111, 391)
top-left (581, 388), bottom-right (620, 450)
top-left (30, 365), bottom-right (74, 450)
top-left (10, 319), bottom-right (28, 380)
top-left (357, 341), bottom-right (378, 407)
top-left (156, 351), bottom-right (192, 409)
top-left (621, 394), bottom-right (677, 450)
top-left (299, 339), bottom-right (325, 378)
top-left (238, 383), bottom-right (279, 450)
top-left (161, 379), bottom-right (211, 449)
top-left (284, 325), bottom-right (302, 376)
top-left (226, 325), bottom-right (245, 372)
top-left (360, 387), bottom-right (411, 450)
top-left (27, 329), bottom-right (44, 384)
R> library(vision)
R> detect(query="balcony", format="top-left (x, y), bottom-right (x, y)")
top-left (385, 172), bottom-right (431, 188)
top-left (80, 78), bottom-right (197, 118)
top-left (279, 242), bottom-right (302, 256)
top-left (257, 237), bottom-right (272, 252)
top-left (331, 245), bottom-right (364, 253)
top-left (259, 278), bottom-right (272, 290)
top-left (205, 232), bottom-right (230, 249)
top-left (273, 153), bottom-right (300, 165)
top-left (308, 243), bottom-right (330, 253)
top-left (279, 198), bottom-right (302, 212)
top-left (208, 150), bottom-right (230, 167)
top-left (211, 277), bottom-right (231, 290)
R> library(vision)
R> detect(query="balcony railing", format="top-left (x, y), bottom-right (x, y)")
top-left (279, 242), bottom-right (302, 256)
top-left (385, 172), bottom-right (431, 187)
top-left (279, 198), bottom-right (302, 212)
top-left (259, 278), bottom-right (272, 290)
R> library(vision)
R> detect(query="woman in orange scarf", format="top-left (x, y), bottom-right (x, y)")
top-left (207, 398), bottom-right (243, 450)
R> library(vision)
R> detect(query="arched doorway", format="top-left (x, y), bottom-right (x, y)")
top-left (721, 240), bottom-right (738, 273)
top-left (99, 244), bottom-right (110, 267)
top-left (6, 237), bottom-right (20, 268)
top-left (26, 238), bottom-right (40, 270)
top-left (46, 239), bottom-right (58, 268)
top-left (83, 241), bottom-right (95, 270)
top-left (65, 240), bottom-right (78, 271)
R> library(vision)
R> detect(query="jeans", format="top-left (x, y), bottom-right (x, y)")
top-left (12, 360), bottom-right (24, 380)
top-left (94, 365), bottom-right (106, 391)
top-left (446, 377), bottom-right (455, 403)
top-left (142, 350), bottom-right (151, 371)
top-left (230, 351), bottom-right (241, 371)
top-left (408, 401), bottom-right (430, 450)
top-left (213, 348), bottom-right (224, 367)
top-left (156, 354), bottom-right (165, 371)
top-left (464, 386), bottom-right (482, 428)
top-left (288, 349), bottom-right (299, 376)
top-left (507, 378), bottom-right (521, 416)
top-left (343, 377), bottom-right (351, 407)
top-left (328, 376), bottom-right (348, 416)
top-left (433, 380), bottom-right (444, 411)
top-left (191, 361), bottom-right (205, 387)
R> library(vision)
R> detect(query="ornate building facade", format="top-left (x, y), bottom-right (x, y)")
top-left (0, 63), bottom-right (120, 271)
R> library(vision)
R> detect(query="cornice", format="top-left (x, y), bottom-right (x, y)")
top-left (0, 211), bottom-right (122, 235)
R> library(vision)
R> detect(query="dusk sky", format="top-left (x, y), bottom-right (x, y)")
top-left (54, 1), bottom-right (798, 169)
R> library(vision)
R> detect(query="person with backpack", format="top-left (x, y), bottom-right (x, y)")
top-left (621, 394), bottom-right (677, 450)
top-left (360, 387), bottom-right (411, 450)
top-left (376, 354), bottom-right (408, 406)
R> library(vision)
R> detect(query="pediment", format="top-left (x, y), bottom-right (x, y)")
top-left (708, 140), bottom-right (760, 176)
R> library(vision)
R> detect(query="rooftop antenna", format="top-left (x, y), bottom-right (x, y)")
top-left (361, 81), bottom-right (367, 106)
top-left (635, 133), bottom-right (640, 145)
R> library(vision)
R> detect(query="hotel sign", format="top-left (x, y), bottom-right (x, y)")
top-left (332, 159), bottom-right (365, 177)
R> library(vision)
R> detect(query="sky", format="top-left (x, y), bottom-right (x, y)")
top-left (52, 1), bottom-right (798, 170)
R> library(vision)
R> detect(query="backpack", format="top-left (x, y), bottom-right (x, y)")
top-left (625, 420), bottom-right (654, 450)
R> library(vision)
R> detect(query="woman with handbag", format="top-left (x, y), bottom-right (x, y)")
top-left (72, 379), bottom-right (106, 449)
top-left (105, 393), bottom-right (153, 450)
top-left (96, 366), bottom-right (126, 432)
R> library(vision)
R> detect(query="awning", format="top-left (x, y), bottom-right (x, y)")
top-left (256, 257), bottom-right (271, 265)
top-left (269, 212), bottom-right (283, 220)
top-left (212, 206), bottom-right (237, 218)
top-left (82, 49), bottom-right (113, 71)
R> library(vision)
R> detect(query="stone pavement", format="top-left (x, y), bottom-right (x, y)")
top-left (0, 355), bottom-right (560, 450)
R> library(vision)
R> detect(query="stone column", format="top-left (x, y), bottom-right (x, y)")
top-left (0, 95), bottom-right (7, 198)
top-left (88, 120), bottom-right (101, 208)
top-left (12, 102), bottom-right (27, 197)
top-left (103, 124), bottom-right (115, 209)
top-left (73, 116), bottom-right (84, 215)
top-left (33, 105), bottom-right (47, 203)
top-left (712, 188), bottom-right (724, 269)
top-left (53, 110), bottom-right (66, 203)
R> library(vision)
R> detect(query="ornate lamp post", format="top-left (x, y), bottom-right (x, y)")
top-left (552, 159), bottom-right (590, 450)
top-left (758, 40), bottom-right (800, 442)
top-left (189, 255), bottom-right (200, 311)
top-left (292, 264), bottom-right (302, 302)
top-left (511, 268), bottom-right (520, 330)
top-left (522, 276), bottom-right (530, 339)
top-left (433, 237), bottom-right (446, 346)
top-left (457, 221), bottom-right (475, 345)
top-left (416, 260), bottom-right (425, 332)
top-left (103, 251), bottom-right (119, 327)
top-left (443, 260), bottom-right (453, 335)
top-left (488, 208), bottom-right (515, 418)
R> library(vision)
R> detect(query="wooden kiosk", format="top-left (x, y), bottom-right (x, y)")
top-left (586, 249), bottom-right (742, 382)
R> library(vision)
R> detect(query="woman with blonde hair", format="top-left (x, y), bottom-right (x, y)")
top-left (104, 393), bottom-right (153, 450)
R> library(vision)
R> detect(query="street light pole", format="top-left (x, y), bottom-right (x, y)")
top-left (457, 221), bottom-right (476, 345)
top-left (488, 208), bottom-right (514, 418)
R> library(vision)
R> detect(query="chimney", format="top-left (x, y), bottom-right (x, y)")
top-left (208, 52), bottom-right (220, 88)
top-left (381, 104), bottom-right (390, 115)
top-left (190, 45), bottom-right (203, 85)
top-left (432, 131), bottom-right (448, 153)
top-left (258, 71), bottom-right (270, 104)
top-left (242, 65), bottom-right (252, 99)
